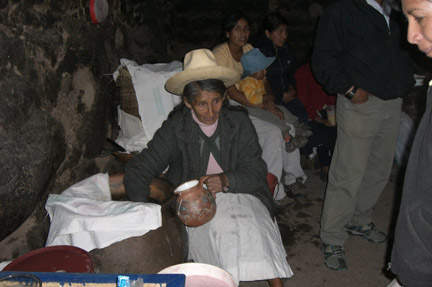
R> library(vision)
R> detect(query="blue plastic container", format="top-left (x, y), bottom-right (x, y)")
top-left (0, 271), bottom-right (185, 287)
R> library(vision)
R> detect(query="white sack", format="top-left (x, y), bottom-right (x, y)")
top-left (115, 106), bottom-right (149, 153)
top-left (113, 59), bottom-right (182, 149)
top-left (45, 173), bottom-right (162, 252)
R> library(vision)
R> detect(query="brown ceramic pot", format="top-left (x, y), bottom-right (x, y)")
top-left (90, 202), bottom-right (188, 274)
top-left (174, 178), bottom-right (216, 227)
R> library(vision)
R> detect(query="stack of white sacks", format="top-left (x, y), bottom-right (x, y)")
top-left (45, 60), bottom-right (183, 252)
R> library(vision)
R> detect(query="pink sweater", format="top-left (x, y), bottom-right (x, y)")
top-left (191, 110), bottom-right (223, 175)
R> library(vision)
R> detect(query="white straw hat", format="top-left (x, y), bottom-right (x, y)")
top-left (165, 49), bottom-right (240, 95)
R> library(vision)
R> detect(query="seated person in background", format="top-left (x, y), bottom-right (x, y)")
top-left (212, 12), bottom-right (308, 202)
top-left (238, 48), bottom-right (311, 152)
top-left (124, 49), bottom-right (293, 287)
top-left (254, 12), bottom-right (309, 126)
top-left (295, 61), bottom-right (336, 181)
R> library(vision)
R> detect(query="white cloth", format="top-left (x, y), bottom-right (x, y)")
top-left (250, 116), bottom-right (307, 200)
top-left (113, 59), bottom-right (182, 152)
top-left (115, 106), bottom-right (149, 153)
top-left (0, 261), bottom-right (12, 271)
top-left (386, 279), bottom-right (403, 287)
top-left (187, 193), bottom-right (293, 282)
top-left (45, 173), bottom-right (162, 252)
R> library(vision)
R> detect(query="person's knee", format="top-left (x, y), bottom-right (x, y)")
top-left (257, 124), bottom-right (284, 143)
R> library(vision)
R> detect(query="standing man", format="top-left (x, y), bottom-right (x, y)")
top-left (311, 0), bottom-right (414, 270)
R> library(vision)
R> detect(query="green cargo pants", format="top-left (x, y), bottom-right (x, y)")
top-left (320, 95), bottom-right (402, 246)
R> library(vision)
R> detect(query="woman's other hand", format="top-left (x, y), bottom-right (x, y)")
top-left (262, 95), bottom-right (284, 119)
top-left (263, 93), bottom-right (275, 102)
top-left (262, 94), bottom-right (276, 110)
top-left (203, 173), bottom-right (230, 195)
top-left (270, 106), bottom-right (284, 120)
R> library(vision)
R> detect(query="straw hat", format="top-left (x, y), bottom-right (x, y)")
top-left (165, 49), bottom-right (240, 95)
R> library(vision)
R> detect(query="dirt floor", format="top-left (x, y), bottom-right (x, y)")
top-left (240, 164), bottom-right (403, 287)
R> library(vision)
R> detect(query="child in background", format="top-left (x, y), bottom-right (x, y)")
top-left (238, 48), bottom-right (311, 152)
top-left (295, 61), bottom-right (336, 181)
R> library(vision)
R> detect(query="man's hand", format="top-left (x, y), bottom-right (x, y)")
top-left (347, 87), bottom-right (370, 104)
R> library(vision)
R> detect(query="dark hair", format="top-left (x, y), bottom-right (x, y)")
top-left (262, 12), bottom-right (288, 33)
top-left (221, 12), bottom-right (250, 39)
top-left (168, 79), bottom-right (226, 117)
top-left (183, 79), bottom-right (226, 103)
top-left (184, 79), bottom-right (248, 113)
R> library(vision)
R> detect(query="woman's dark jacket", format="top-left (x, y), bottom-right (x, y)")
top-left (124, 105), bottom-right (274, 218)
top-left (311, 0), bottom-right (414, 99)
top-left (391, 87), bottom-right (432, 287)
top-left (254, 37), bottom-right (297, 105)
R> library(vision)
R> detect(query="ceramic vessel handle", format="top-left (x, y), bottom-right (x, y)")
top-left (199, 176), bottom-right (209, 189)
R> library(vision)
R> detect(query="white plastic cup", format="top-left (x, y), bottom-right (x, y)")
top-left (326, 105), bottom-right (336, 126)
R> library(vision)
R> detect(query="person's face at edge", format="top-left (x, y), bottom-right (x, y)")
top-left (226, 18), bottom-right (250, 47)
top-left (403, 0), bottom-right (432, 57)
top-left (265, 24), bottom-right (288, 48)
top-left (184, 90), bottom-right (225, 125)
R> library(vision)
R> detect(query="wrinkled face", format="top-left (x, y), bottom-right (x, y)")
top-left (403, 0), bottom-right (432, 57)
top-left (184, 90), bottom-right (224, 125)
top-left (265, 24), bottom-right (288, 48)
top-left (226, 18), bottom-right (250, 47)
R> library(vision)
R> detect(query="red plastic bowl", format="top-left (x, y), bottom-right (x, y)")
top-left (3, 245), bottom-right (94, 273)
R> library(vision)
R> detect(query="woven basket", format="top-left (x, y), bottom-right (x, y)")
top-left (116, 66), bottom-right (141, 119)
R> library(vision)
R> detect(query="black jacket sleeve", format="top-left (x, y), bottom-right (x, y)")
top-left (311, 3), bottom-right (353, 95)
top-left (123, 117), bottom-right (178, 202)
top-left (222, 112), bottom-right (268, 194)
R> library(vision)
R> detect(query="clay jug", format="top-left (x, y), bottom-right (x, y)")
top-left (174, 178), bottom-right (216, 227)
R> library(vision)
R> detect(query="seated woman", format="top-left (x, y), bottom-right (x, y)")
top-left (213, 12), bottom-right (307, 202)
top-left (254, 12), bottom-right (309, 126)
top-left (124, 49), bottom-right (293, 286)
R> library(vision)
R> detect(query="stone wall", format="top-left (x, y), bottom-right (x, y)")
top-left (0, 0), bottom-right (180, 251)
